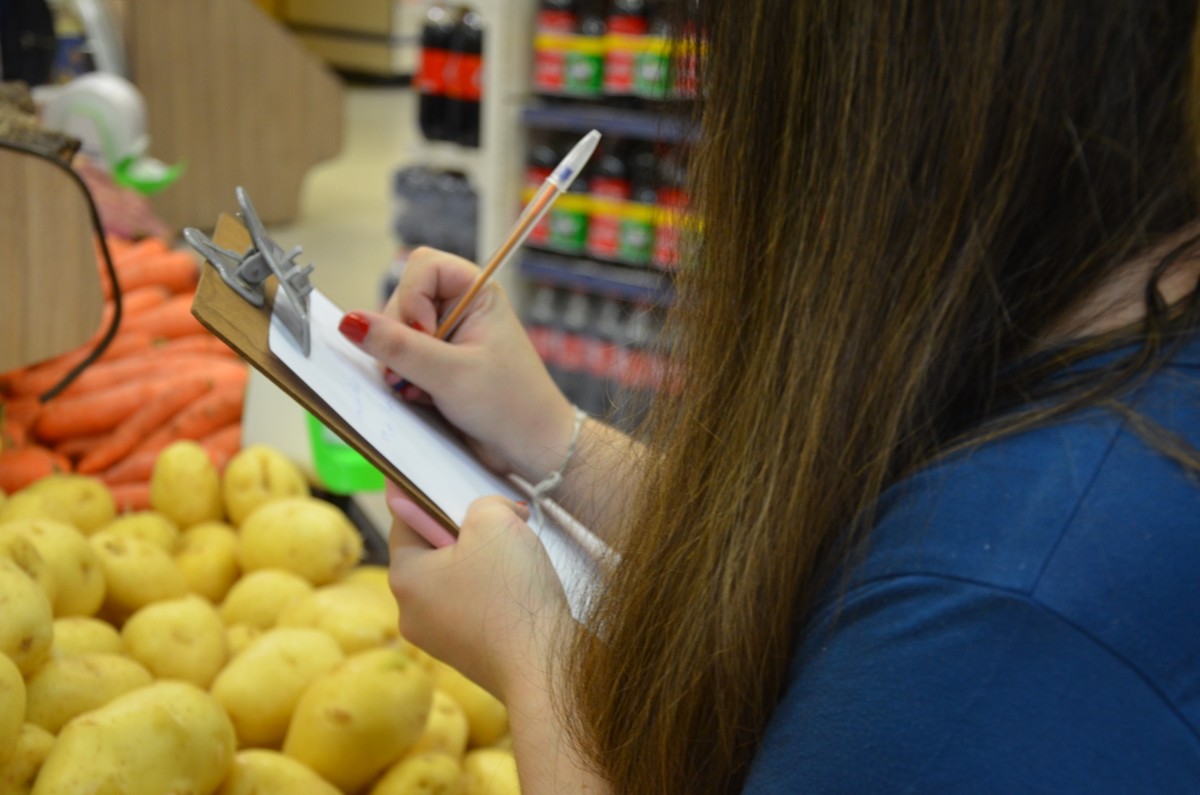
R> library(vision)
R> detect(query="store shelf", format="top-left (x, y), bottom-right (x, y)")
top-left (522, 101), bottom-right (696, 144)
top-left (520, 250), bottom-right (673, 305)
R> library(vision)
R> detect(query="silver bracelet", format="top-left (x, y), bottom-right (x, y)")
top-left (530, 405), bottom-right (587, 502)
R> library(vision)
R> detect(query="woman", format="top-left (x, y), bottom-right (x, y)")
top-left (338, 2), bottom-right (1200, 791)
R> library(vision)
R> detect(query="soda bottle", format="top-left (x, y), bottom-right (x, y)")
top-left (534, 0), bottom-right (578, 96)
top-left (416, 4), bottom-right (457, 141)
top-left (564, 0), bottom-right (606, 99)
top-left (586, 138), bottom-right (633, 262)
top-left (559, 290), bottom-right (594, 409)
top-left (525, 284), bottom-right (565, 388)
top-left (604, 0), bottom-right (648, 103)
top-left (653, 147), bottom-right (689, 270)
top-left (445, 10), bottom-right (484, 148)
top-left (614, 301), bottom-right (656, 430)
top-left (634, 0), bottom-right (672, 101)
top-left (525, 137), bottom-right (561, 249)
top-left (588, 295), bottom-right (627, 419)
top-left (618, 144), bottom-right (658, 267)
top-left (548, 155), bottom-right (591, 255)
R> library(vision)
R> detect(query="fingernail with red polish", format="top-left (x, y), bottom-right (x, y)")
top-left (338, 312), bottom-right (370, 344)
top-left (408, 320), bottom-right (426, 333)
top-left (401, 384), bottom-right (421, 402)
top-left (384, 368), bottom-right (402, 387)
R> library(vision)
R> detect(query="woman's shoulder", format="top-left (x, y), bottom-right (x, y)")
top-left (860, 337), bottom-right (1200, 597)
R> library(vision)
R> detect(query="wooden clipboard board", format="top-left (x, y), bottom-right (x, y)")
top-left (190, 213), bottom-right (457, 534)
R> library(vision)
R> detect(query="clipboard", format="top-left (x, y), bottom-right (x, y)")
top-left (189, 211), bottom-right (457, 534)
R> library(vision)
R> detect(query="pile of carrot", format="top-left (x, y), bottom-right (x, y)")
top-left (0, 234), bottom-right (249, 510)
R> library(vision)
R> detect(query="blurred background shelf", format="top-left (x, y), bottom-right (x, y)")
top-left (520, 250), bottom-right (673, 306)
top-left (521, 100), bottom-right (694, 144)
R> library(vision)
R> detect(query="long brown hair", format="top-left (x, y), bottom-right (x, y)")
top-left (565, 2), bottom-right (1200, 793)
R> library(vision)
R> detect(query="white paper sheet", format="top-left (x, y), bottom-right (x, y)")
top-left (269, 289), bottom-right (602, 622)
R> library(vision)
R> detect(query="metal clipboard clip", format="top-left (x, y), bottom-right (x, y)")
top-left (183, 187), bottom-right (314, 356)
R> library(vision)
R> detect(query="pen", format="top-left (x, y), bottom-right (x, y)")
top-left (393, 129), bottom-right (602, 392)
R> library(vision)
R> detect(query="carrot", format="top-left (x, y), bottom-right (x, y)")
top-left (2, 417), bottom-right (27, 452)
top-left (136, 382), bottom-right (246, 451)
top-left (115, 285), bottom-right (171, 317)
top-left (108, 481), bottom-right (151, 512)
top-left (58, 353), bottom-right (240, 398)
top-left (119, 294), bottom-right (206, 340)
top-left (1, 397), bottom-right (40, 431)
top-left (0, 446), bottom-right (71, 492)
top-left (55, 431), bottom-right (109, 462)
top-left (100, 447), bottom-right (158, 486)
top-left (198, 423), bottom-right (241, 470)
top-left (33, 372), bottom-right (201, 442)
top-left (97, 237), bottom-right (170, 298)
top-left (77, 375), bottom-right (215, 474)
top-left (107, 250), bottom-right (199, 298)
top-left (3, 332), bottom-right (155, 398)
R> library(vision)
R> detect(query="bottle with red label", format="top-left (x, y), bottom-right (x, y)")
top-left (558, 290), bottom-right (594, 409)
top-left (417, 4), bottom-right (457, 142)
top-left (534, 0), bottom-right (578, 97)
top-left (653, 147), bottom-right (688, 270)
top-left (445, 10), bottom-right (484, 148)
top-left (588, 295), bottom-right (627, 418)
top-left (525, 284), bottom-right (565, 387)
top-left (604, 0), bottom-right (648, 105)
top-left (613, 302), bottom-right (657, 429)
top-left (585, 138), bottom-right (632, 262)
top-left (525, 136), bottom-right (562, 249)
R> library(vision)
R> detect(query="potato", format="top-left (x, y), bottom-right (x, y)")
top-left (462, 749), bottom-right (520, 795)
top-left (95, 511), bottom-right (179, 553)
top-left (371, 751), bottom-right (463, 795)
top-left (0, 723), bottom-right (54, 794)
top-left (221, 445), bottom-right (310, 527)
top-left (211, 628), bottom-right (344, 748)
top-left (0, 492), bottom-right (74, 527)
top-left (89, 530), bottom-right (187, 621)
top-left (410, 689), bottom-right (470, 759)
top-left (24, 653), bottom-right (152, 734)
top-left (283, 648), bottom-right (434, 792)
top-left (432, 662), bottom-right (509, 748)
top-left (150, 441), bottom-right (224, 529)
top-left (276, 582), bottom-right (400, 654)
top-left (339, 563), bottom-right (392, 594)
top-left (175, 521), bottom-right (240, 602)
top-left (0, 654), bottom-right (25, 766)
top-left (216, 749), bottom-right (341, 795)
top-left (224, 623), bottom-right (262, 657)
top-left (238, 498), bottom-right (363, 586)
top-left (0, 560), bottom-right (53, 676)
top-left (51, 617), bottom-right (123, 658)
top-left (33, 681), bottom-right (236, 795)
top-left (23, 475), bottom-right (116, 533)
top-left (0, 528), bottom-right (56, 605)
top-left (218, 569), bottom-right (313, 629)
top-left (4, 519), bottom-right (104, 617)
top-left (122, 595), bottom-right (228, 688)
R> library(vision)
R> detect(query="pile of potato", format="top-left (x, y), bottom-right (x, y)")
top-left (0, 441), bottom-right (520, 795)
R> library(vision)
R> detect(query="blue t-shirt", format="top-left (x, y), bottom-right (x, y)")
top-left (744, 337), bottom-right (1200, 793)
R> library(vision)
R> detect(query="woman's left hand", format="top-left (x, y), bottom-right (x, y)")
top-left (385, 483), bottom-right (570, 700)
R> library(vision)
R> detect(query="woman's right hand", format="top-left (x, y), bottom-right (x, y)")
top-left (337, 247), bottom-right (577, 484)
